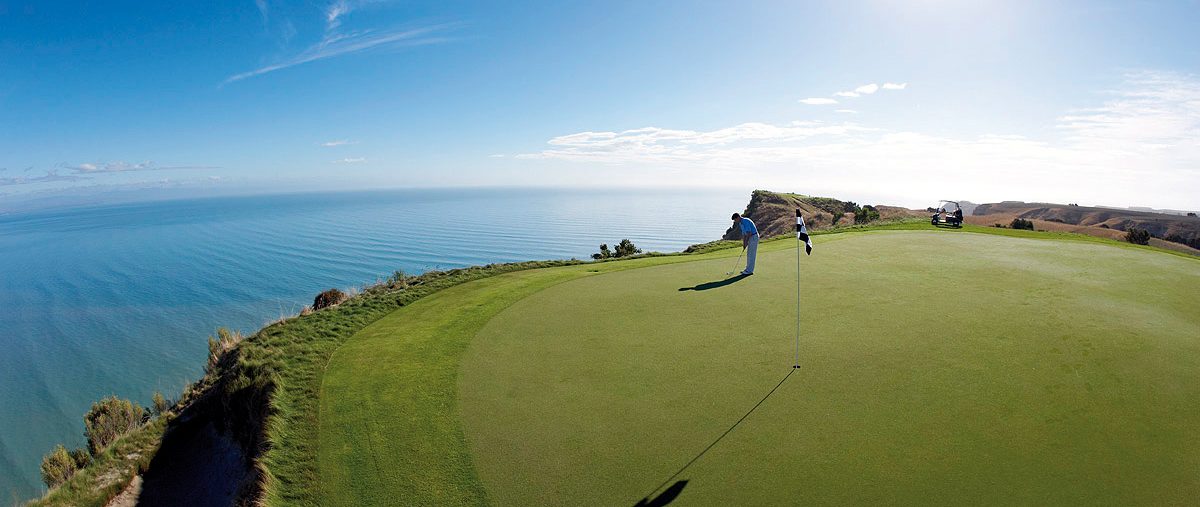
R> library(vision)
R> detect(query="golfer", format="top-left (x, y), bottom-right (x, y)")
top-left (731, 213), bottom-right (758, 275)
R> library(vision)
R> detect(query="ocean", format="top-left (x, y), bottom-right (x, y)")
top-left (0, 187), bottom-right (745, 500)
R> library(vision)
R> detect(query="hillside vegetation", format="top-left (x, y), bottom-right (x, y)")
top-left (972, 201), bottom-right (1200, 253)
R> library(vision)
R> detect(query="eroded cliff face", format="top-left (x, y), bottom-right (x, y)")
top-left (722, 190), bottom-right (919, 239)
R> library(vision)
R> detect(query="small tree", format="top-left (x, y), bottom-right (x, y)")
top-left (40, 445), bottom-right (76, 488)
top-left (1187, 212), bottom-right (1196, 217)
top-left (592, 243), bottom-right (611, 260)
top-left (614, 239), bottom-right (642, 257)
top-left (1125, 228), bottom-right (1151, 245)
top-left (84, 396), bottom-right (144, 456)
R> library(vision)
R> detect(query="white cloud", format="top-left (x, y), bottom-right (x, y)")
top-left (799, 98), bottom-right (838, 105)
top-left (333, 157), bottom-right (367, 163)
top-left (835, 109), bottom-right (858, 114)
top-left (326, 0), bottom-right (350, 31)
top-left (488, 154), bottom-right (506, 158)
top-left (854, 83), bottom-right (880, 94)
top-left (517, 72), bottom-right (1200, 209)
top-left (882, 82), bottom-right (907, 90)
top-left (321, 139), bottom-right (357, 147)
top-left (834, 91), bottom-right (860, 98)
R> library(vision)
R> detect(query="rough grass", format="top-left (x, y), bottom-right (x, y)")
top-left (462, 231), bottom-right (1200, 505)
top-left (30, 417), bottom-right (167, 507)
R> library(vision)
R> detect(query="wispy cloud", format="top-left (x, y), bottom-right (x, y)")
top-left (224, 23), bottom-right (454, 85)
top-left (326, 0), bottom-right (350, 31)
top-left (835, 109), bottom-right (858, 114)
top-left (0, 170), bottom-right (86, 187)
top-left (882, 82), bottom-right (907, 90)
top-left (834, 91), bottom-right (859, 98)
top-left (518, 71), bottom-right (1200, 208)
top-left (488, 154), bottom-right (506, 158)
top-left (321, 139), bottom-right (358, 147)
top-left (255, 0), bottom-right (269, 24)
top-left (333, 157), bottom-right (367, 163)
top-left (799, 98), bottom-right (838, 105)
top-left (66, 161), bottom-right (216, 174)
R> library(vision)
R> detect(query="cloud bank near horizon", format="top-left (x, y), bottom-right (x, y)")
top-left (518, 72), bottom-right (1200, 208)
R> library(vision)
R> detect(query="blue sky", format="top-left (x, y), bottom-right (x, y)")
top-left (1, 0), bottom-right (1198, 210)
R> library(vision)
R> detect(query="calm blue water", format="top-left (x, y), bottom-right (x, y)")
top-left (0, 187), bottom-right (744, 500)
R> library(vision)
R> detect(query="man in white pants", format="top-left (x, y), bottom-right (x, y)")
top-left (731, 213), bottom-right (759, 275)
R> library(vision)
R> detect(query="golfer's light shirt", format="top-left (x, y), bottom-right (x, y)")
top-left (739, 217), bottom-right (759, 236)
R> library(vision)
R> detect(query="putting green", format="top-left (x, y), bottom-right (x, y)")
top-left (459, 231), bottom-right (1200, 505)
top-left (316, 229), bottom-right (1199, 505)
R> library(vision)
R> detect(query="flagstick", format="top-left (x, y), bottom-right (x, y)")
top-left (794, 210), bottom-right (802, 369)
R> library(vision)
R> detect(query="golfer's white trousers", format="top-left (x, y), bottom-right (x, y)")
top-left (745, 234), bottom-right (759, 273)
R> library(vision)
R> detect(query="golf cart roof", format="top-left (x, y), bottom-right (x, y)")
top-left (938, 200), bottom-right (961, 207)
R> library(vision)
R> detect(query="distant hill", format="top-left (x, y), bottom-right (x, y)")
top-left (971, 201), bottom-right (1200, 253)
top-left (723, 190), bottom-right (921, 240)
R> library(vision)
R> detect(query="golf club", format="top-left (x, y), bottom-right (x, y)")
top-left (725, 248), bottom-right (744, 276)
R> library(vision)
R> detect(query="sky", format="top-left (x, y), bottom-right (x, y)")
top-left (1, 0), bottom-right (1198, 210)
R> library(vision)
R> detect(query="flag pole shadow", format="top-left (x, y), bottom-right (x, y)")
top-left (678, 273), bottom-right (750, 291)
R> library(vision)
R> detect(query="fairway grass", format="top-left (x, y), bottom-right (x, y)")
top-left (318, 229), bottom-right (1199, 505)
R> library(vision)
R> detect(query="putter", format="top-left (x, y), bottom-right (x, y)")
top-left (726, 249), bottom-right (745, 276)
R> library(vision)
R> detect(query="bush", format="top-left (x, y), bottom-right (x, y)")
top-left (1188, 212), bottom-right (1196, 217)
top-left (70, 447), bottom-right (91, 469)
top-left (1125, 228), bottom-right (1151, 245)
top-left (313, 288), bottom-right (348, 310)
top-left (592, 243), bottom-right (612, 260)
top-left (152, 391), bottom-right (170, 416)
top-left (854, 205), bottom-right (880, 224)
top-left (1010, 218), bottom-right (1035, 230)
top-left (614, 239), bottom-right (642, 257)
top-left (83, 396), bottom-right (144, 456)
top-left (40, 445), bottom-right (76, 488)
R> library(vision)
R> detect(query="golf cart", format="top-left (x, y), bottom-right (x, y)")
top-left (931, 200), bottom-right (963, 228)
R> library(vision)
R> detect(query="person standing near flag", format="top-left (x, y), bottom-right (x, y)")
top-left (731, 213), bottom-right (759, 275)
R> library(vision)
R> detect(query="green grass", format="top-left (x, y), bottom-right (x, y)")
top-left (462, 232), bottom-right (1200, 505)
top-left (316, 228), bottom-right (1199, 505)
top-left (31, 417), bottom-right (167, 507)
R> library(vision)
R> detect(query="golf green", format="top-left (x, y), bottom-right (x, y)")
top-left (317, 229), bottom-right (1199, 505)
top-left (459, 231), bottom-right (1200, 505)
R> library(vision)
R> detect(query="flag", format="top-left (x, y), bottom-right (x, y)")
top-left (796, 209), bottom-right (812, 255)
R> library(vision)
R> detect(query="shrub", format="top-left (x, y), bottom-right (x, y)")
top-left (207, 327), bottom-right (243, 373)
top-left (614, 239), bottom-right (642, 257)
top-left (592, 243), bottom-right (611, 260)
top-left (40, 445), bottom-right (76, 488)
top-left (1188, 212), bottom-right (1196, 217)
top-left (313, 288), bottom-right (348, 310)
top-left (152, 391), bottom-right (170, 415)
top-left (69, 447), bottom-right (91, 469)
top-left (854, 205), bottom-right (880, 224)
top-left (1010, 218), bottom-right (1035, 230)
top-left (992, 223), bottom-right (1005, 228)
top-left (83, 396), bottom-right (144, 456)
top-left (1125, 228), bottom-right (1151, 245)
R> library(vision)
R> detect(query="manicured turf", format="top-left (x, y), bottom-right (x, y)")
top-left (318, 229), bottom-right (1200, 505)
